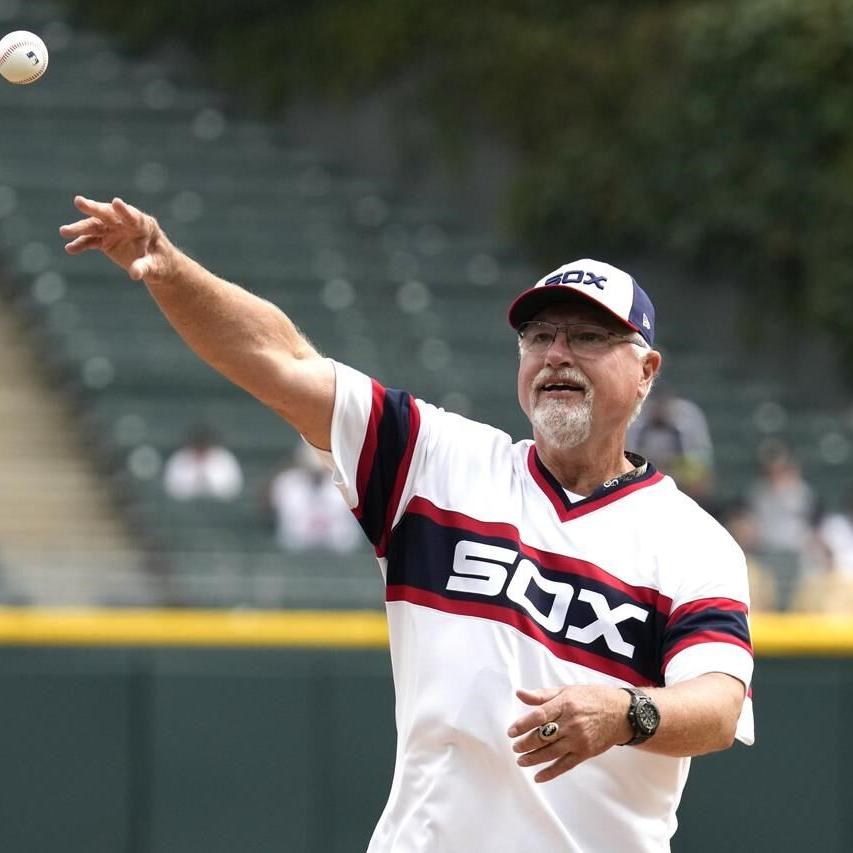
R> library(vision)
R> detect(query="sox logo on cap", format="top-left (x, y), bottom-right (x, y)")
top-left (507, 258), bottom-right (656, 347)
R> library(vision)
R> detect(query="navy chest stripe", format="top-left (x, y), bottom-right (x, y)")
top-left (387, 501), bottom-right (671, 685)
top-left (405, 496), bottom-right (672, 614)
top-left (387, 585), bottom-right (657, 687)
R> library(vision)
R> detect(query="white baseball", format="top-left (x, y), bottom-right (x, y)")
top-left (0, 30), bottom-right (49, 85)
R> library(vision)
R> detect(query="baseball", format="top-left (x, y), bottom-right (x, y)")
top-left (0, 30), bottom-right (49, 85)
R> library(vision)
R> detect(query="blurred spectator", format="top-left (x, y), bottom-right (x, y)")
top-left (163, 426), bottom-right (244, 501)
top-left (720, 501), bottom-right (778, 612)
top-left (628, 386), bottom-right (714, 505)
top-left (791, 486), bottom-right (853, 613)
top-left (266, 444), bottom-right (361, 553)
top-left (791, 570), bottom-right (853, 613)
top-left (817, 486), bottom-right (853, 576)
top-left (747, 442), bottom-right (818, 610)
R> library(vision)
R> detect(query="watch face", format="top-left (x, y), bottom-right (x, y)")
top-left (636, 699), bottom-right (660, 734)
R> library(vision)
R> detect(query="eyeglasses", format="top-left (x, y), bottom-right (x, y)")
top-left (517, 321), bottom-right (639, 357)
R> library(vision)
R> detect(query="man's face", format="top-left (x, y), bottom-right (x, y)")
top-left (516, 302), bottom-right (660, 449)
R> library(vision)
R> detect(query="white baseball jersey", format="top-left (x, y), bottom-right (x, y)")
top-left (316, 360), bottom-right (754, 853)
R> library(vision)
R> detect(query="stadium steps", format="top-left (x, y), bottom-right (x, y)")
top-left (0, 300), bottom-right (153, 604)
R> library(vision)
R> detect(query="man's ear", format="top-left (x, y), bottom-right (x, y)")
top-left (640, 350), bottom-right (662, 395)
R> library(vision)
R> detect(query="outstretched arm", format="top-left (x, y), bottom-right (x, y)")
top-left (60, 196), bottom-right (335, 449)
top-left (507, 672), bottom-right (745, 783)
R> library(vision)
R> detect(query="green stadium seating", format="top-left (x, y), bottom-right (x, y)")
top-left (0, 0), bottom-right (850, 607)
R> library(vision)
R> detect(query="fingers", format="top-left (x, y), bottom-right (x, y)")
top-left (64, 235), bottom-right (102, 255)
top-left (111, 196), bottom-right (144, 227)
top-left (531, 752), bottom-right (583, 784)
top-left (128, 256), bottom-right (155, 281)
top-left (512, 723), bottom-right (561, 755)
top-left (516, 687), bottom-right (560, 705)
top-left (516, 739), bottom-right (567, 767)
top-left (59, 217), bottom-right (105, 239)
top-left (67, 197), bottom-right (145, 231)
top-left (507, 710), bottom-right (548, 739)
top-left (74, 195), bottom-right (121, 225)
top-left (507, 689), bottom-right (561, 738)
top-left (514, 733), bottom-right (583, 782)
top-left (65, 197), bottom-right (142, 230)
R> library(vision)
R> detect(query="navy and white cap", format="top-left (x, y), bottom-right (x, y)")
top-left (507, 259), bottom-right (656, 347)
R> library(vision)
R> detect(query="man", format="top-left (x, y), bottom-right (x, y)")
top-left (60, 197), bottom-right (753, 852)
top-left (163, 425), bottom-right (244, 501)
top-left (266, 443), bottom-right (362, 553)
top-left (628, 387), bottom-right (715, 508)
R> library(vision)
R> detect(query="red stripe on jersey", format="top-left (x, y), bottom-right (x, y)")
top-left (662, 630), bottom-right (754, 670)
top-left (387, 584), bottom-right (657, 687)
top-left (668, 597), bottom-right (749, 627)
top-left (405, 495), bottom-right (672, 614)
top-left (377, 398), bottom-right (422, 557)
top-left (527, 445), bottom-right (665, 521)
top-left (354, 379), bottom-right (386, 520)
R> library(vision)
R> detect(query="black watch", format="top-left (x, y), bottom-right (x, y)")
top-left (620, 687), bottom-right (660, 746)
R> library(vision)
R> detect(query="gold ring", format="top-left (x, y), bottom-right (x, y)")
top-left (538, 721), bottom-right (560, 741)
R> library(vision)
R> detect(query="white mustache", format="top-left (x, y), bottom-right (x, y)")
top-left (533, 367), bottom-right (590, 392)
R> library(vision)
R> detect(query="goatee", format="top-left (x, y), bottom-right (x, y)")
top-left (530, 368), bottom-right (594, 449)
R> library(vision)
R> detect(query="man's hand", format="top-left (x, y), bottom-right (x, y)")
top-left (60, 196), bottom-right (176, 283)
top-left (507, 685), bottom-right (631, 783)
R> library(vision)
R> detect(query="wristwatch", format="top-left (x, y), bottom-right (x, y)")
top-left (620, 687), bottom-right (660, 746)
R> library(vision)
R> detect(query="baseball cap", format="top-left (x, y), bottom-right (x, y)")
top-left (507, 258), bottom-right (655, 347)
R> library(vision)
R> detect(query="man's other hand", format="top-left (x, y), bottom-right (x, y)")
top-left (507, 685), bottom-right (632, 782)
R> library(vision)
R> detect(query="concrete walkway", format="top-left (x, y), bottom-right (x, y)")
top-left (0, 300), bottom-right (153, 604)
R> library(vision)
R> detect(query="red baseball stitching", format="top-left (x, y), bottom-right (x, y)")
top-left (0, 41), bottom-right (27, 65)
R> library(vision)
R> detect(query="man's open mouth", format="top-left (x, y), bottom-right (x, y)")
top-left (540, 383), bottom-right (585, 393)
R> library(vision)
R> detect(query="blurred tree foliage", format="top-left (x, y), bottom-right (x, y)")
top-left (60, 0), bottom-right (853, 377)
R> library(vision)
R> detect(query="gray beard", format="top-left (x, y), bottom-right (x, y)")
top-left (530, 390), bottom-right (594, 449)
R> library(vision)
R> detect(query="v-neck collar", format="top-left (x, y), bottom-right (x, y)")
top-left (527, 445), bottom-right (664, 522)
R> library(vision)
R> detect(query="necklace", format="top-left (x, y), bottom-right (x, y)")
top-left (601, 452), bottom-right (649, 490)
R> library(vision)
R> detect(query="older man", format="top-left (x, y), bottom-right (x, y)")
top-left (61, 197), bottom-right (753, 852)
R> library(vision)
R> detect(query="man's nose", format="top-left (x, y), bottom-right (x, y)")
top-left (544, 329), bottom-right (577, 366)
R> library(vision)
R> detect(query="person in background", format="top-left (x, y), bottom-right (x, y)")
top-left (793, 485), bottom-right (853, 613)
top-left (720, 501), bottom-right (778, 612)
top-left (817, 485), bottom-right (853, 577)
top-left (265, 444), bottom-right (362, 553)
top-left (628, 385), bottom-right (715, 509)
top-left (163, 426), bottom-right (244, 501)
top-left (746, 441), bottom-right (818, 611)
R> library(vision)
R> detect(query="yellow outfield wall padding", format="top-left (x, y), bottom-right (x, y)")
top-left (749, 613), bottom-right (853, 656)
top-left (0, 607), bottom-right (389, 648)
top-left (0, 608), bottom-right (849, 654)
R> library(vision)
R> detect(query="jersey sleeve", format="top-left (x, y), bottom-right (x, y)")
top-left (661, 522), bottom-right (755, 745)
top-left (315, 360), bottom-right (425, 556)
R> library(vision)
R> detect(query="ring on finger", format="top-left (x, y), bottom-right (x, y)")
top-left (537, 721), bottom-right (560, 741)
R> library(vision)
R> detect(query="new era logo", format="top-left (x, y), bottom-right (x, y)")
top-left (642, 313), bottom-right (651, 330)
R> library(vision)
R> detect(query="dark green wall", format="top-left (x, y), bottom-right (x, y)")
top-left (0, 648), bottom-right (395, 853)
top-left (0, 649), bottom-right (848, 853)
top-left (676, 657), bottom-right (853, 853)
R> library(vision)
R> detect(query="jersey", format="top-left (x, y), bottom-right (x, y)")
top-left (316, 360), bottom-right (755, 853)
